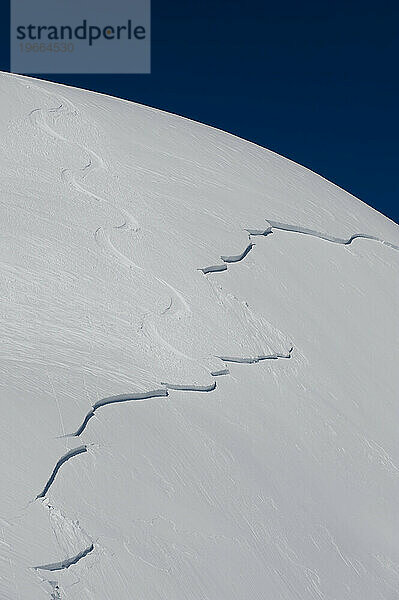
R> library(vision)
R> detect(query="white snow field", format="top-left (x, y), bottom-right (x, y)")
top-left (1, 71), bottom-right (398, 600)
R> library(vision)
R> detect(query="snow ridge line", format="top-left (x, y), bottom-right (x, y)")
top-left (266, 220), bottom-right (399, 250)
top-left (34, 543), bottom-right (94, 572)
top-left (36, 446), bottom-right (88, 500)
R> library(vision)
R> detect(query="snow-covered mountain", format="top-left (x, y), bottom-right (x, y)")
top-left (1, 72), bottom-right (398, 600)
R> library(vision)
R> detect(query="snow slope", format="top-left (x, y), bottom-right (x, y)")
top-left (0, 72), bottom-right (398, 600)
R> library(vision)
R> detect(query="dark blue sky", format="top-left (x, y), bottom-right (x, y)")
top-left (1, 0), bottom-right (398, 223)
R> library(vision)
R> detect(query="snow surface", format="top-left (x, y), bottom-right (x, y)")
top-left (0, 71), bottom-right (398, 599)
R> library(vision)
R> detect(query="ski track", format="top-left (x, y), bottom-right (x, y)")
top-left (27, 83), bottom-right (191, 321)
top-left (26, 83), bottom-right (138, 233)
top-left (94, 227), bottom-right (191, 316)
top-left (24, 81), bottom-right (399, 589)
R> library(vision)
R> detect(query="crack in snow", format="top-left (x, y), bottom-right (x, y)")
top-left (199, 264), bottom-right (228, 275)
top-left (65, 390), bottom-right (169, 438)
top-left (161, 382), bottom-right (217, 392)
top-left (265, 220), bottom-right (399, 250)
top-left (199, 217), bottom-right (398, 277)
top-left (218, 347), bottom-right (293, 364)
top-left (210, 368), bottom-right (230, 377)
top-left (221, 242), bottom-right (255, 263)
top-left (34, 544), bottom-right (94, 572)
top-left (22, 84), bottom-right (347, 589)
top-left (36, 446), bottom-right (88, 500)
top-left (199, 242), bottom-right (254, 274)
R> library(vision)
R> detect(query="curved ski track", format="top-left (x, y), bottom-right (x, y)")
top-left (26, 83), bottom-right (138, 233)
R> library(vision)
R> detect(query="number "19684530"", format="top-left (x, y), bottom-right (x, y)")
top-left (19, 42), bottom-right (74, 53)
